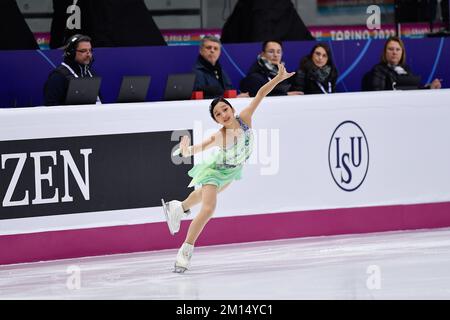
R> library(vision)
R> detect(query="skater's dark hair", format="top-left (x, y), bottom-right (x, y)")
top-left (209, 97), bottom-right (234, 122)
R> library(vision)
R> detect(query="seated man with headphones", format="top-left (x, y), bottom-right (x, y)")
top-left (44, 34), bottom-right (99, 106)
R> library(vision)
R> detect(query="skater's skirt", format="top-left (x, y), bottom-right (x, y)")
top-left (187, 161), bottom-right (243, 188)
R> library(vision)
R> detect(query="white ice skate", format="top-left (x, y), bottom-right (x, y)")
top-left (161, 198), bottom-right (190, 235)
top-left (174, 242), bottom-right (194, 273)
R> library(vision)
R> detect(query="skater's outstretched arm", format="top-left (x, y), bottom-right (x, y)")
top-left (240, 64), bottom-right (295, 124)
top-left (179, 133), bottom-right (220, 157)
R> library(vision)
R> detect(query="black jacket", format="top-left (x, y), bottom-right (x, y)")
top-left (239, 61), bottom-right (292, 97)
top-left (221, 0), bottom-right (314, 43)
top-left (43, 59), bottom-right (97, 106)
top-left (0, 0), bottom-right (39, 50)
top-left (50, 0), bottom-right (166, 48)
top-left (192, 55), bottom-right (234, 99)
top-left (291, 59), bottom-right (338, 94)
top-left (368, 62), bottom-right (418, 91)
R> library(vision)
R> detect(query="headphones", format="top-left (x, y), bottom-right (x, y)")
top-left (63, 34), bottom-right (92, 59)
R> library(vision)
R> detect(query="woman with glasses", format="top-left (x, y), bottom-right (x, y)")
top-left (239, 40), bottom-right (302, 97)
top-left (290, 43), bottom-right (338, 95)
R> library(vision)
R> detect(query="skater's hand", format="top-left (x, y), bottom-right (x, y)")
top-left (180, 136), bottom-right (192, 157)
top-left (275, 63), bottom-right (295, 82)
top-left (240, 64), bottom-right (295, 120)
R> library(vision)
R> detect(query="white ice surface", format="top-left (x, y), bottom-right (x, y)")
top-left (2, 227), bottom-right (450, 300)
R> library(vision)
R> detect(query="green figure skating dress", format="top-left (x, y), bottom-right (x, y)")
top-left (187, 115), bottom-right (254, 188)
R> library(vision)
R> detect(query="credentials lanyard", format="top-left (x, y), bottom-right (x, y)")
top-left (316, 81), bottom-right (332, 94)
top-left (61, 62), bottom-right (93, 78)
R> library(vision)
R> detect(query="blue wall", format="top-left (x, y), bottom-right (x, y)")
top-left (1, 38), bottom-right (449, 108)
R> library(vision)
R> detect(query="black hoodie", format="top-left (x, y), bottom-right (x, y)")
top-left (43, 58), bottom-right (96, 106)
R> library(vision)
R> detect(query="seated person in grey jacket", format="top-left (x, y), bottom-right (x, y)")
top-left (366, 36), bottom-right (441, 91)
top-left (193, 35), bottom-right (239, 99)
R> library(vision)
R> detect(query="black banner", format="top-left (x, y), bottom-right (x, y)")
top-left (0, 131), bottom-right (192, 220)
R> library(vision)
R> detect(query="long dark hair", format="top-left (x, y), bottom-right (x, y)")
top-left (299, 43), bottom-right (338, 86)
top-left (300, 43), bottom-right (335, 70)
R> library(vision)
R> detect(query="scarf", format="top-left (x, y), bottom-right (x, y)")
top-left (388, 64), bottom-right (408, 75)
top-left (310, 64), bottom-right (331, 83)
top-left (257, 54), bottom-right (282, 78)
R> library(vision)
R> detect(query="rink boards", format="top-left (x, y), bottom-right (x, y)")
top-left (1, 90), bottom-right (450, 265)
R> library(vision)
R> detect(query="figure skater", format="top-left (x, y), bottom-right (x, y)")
top-left (162, 63), bottom-right (295, 273)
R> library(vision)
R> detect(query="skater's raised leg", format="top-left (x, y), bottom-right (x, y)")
top-left (161, 198), bottom-right (191, 235)
top-left (181, 188), bottom-right (202, 213)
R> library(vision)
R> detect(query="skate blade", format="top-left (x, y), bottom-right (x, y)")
top-left (173, 264), bottom-right (187, 273)
top-left (161, 198), bottom-right (174, 235)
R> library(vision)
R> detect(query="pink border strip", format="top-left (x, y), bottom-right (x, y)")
top-left (1, 202), bottom-right (450, 265)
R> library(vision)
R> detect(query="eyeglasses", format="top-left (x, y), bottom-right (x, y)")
top-left (76, 49), bottom-right (93, 54)
top-left (264, 49), bottom-right (282, 56)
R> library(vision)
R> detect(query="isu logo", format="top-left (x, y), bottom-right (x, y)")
top-left (328, 121), bottom-right (369, 192)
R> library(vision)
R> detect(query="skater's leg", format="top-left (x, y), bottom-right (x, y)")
top-left (181, 182), bottom-right (230, 211)
top-left (162, 189), bottom-right (201, 235)
top-left (185, 184), bottom-right (218, 245)
top-left (181, 188), bottom-right (202, 212)
top-left (174, 183), bottom-right (231, 272)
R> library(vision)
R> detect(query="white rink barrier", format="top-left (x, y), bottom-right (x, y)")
top-left (1, 89), bottom-right (450, 264)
